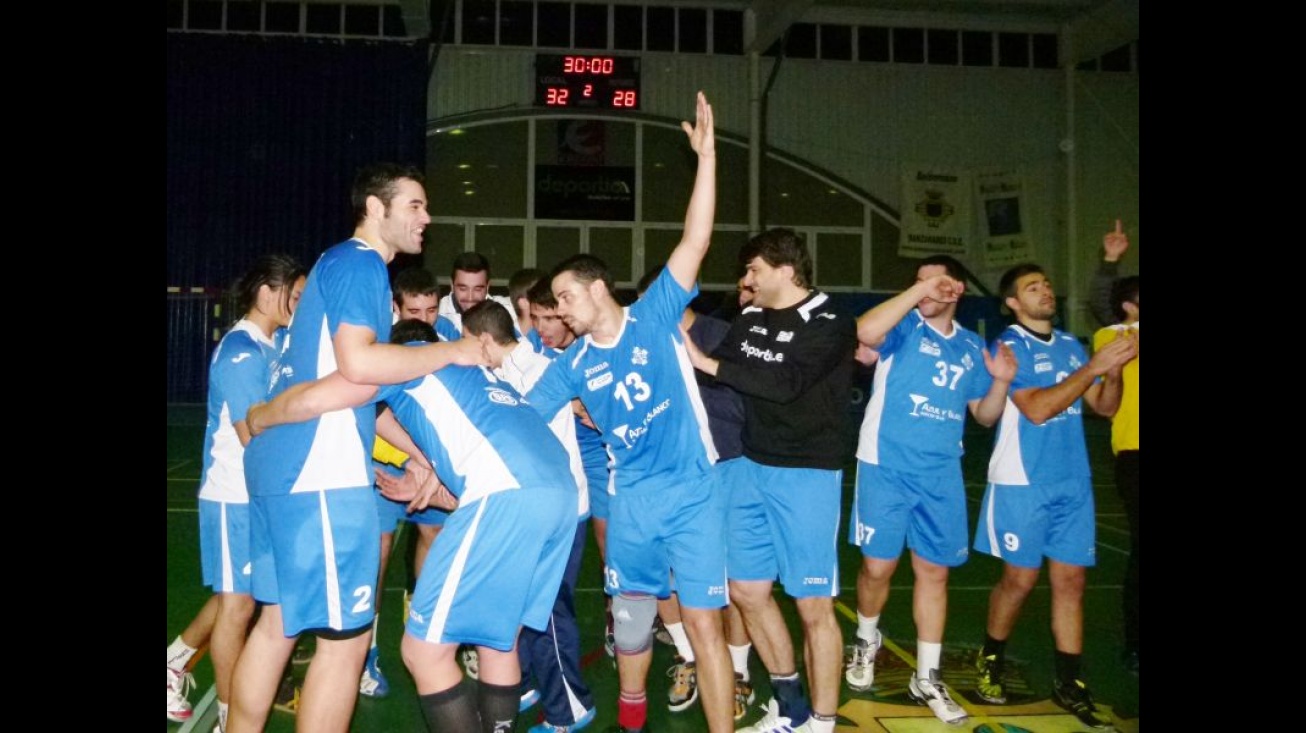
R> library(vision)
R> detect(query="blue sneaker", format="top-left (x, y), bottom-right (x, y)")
top-left (519, 688), bottom-right (541, 712)
top-left (359, 648), bottom-right (389, 698)
top-left (528, 706), bottom-right (597, 732)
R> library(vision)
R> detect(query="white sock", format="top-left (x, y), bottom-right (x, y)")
top-left (217, 701), bottom-right (229, 732)
top-left (856, 613), bottom-right (880, 644)
top-left (807, 713), bottom-right (836, 733)
top-left (728, 643), bottom-right (752, 681)
top-left (917, 641), bottom-right (942, 679)
top-left (666, 622), bottom-right (694, 663)
top-left (167, 636), bottom-right (198, 671)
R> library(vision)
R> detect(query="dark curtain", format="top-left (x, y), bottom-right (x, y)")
top-left (166, 33), bottom-right (428, 289)
top-left (166, 33), bottom-right (427, 401)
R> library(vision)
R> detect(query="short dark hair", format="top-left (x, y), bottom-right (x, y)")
top-left (526, 276), bottom-right (558, 309)
top-left (1110, 276), bottom-right (1139, 322)
top-left (998, 263), bottom-right (1045, 300)
top-left (392, 267), bottom-right (438, 305)
top-left (461, 300), bottom-right (516, 345)
top-left (508, 268), bottom-right (546, 304)
top-left (915, 255), bottom-right (966, 283)
top-left (389, 318), bottom-right (438, 345)
top-left (739, 228), bottom-right (813, 288)
top-left (451, 251), bottom-right (491, 279)
top-left (232, 253), bottom-right (306, 316)
top-left (550, 254), bottom-right (615, 298)
top-left (636, 265), bottom-right (664, 297)
top-left (351, 163), bottom-right (424, 225)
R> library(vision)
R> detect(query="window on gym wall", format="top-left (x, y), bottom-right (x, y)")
top-left (426, 115), bottom-right (890, 290)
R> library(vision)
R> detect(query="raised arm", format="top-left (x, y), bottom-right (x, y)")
top-left (247, 372), bottom-right (378, 436)
top-left (968, 341), bottom-right (1016, 427)
top-left (665, 91), bottom-right (717, 292)
top-left (1090, 219), bottom-right (1129, 326)
top-left (856, 275), bottom-right (960, 348)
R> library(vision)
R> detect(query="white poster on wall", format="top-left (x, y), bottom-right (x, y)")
top-left (976, 171), bottom-right (1032, 269)
top-left (899, 168), bottom-right (971, 257)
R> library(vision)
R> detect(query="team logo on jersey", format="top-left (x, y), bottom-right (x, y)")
top-left (587, 372), bottom-right (614, 391)
top-left (909, 393), bottom-right (961, 421)
top-left (961, 353), bottom-right (974, 370)
top-left (776, 330), bottom-right (794, 343)
top-left (231, 352), bottom-right (253, 364)
top-left (1034, 362), bottom-right (1053, 373)
top-left (1068, 355), bottom-right (1082, 369)
top-left (749, 325), bottom-right (768, 335)
top-left (584, 361), bottom-right (610, 378)
top-left (739, 340), bottom-right (785, 362)
top-left (909, 394), bottom-right (930, 416)
top-left (611, 424), bottom-right (633, 448)
top-left (486, 388), bottom-right (519, 406)
top-left (918, 338), bottom-right (942, 357)
top-left (631, 346), bottom-right (649, 366)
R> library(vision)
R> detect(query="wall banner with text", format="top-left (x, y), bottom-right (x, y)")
top-left (900, 168), bottom-right (972, 257)
top-left (976, 171), bottom-right (1032, 269)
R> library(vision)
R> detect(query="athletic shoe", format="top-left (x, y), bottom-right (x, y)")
top-left (520, 688), bottom-right (541, 712)
top-left (736, 698), bottom-right (813, 733)
top-left (974, 650), bottom-right (1006, 704)
top-left (666, 657), bottom-right (698, 711)
top-left (527, 706), bottom-right (596, 732)
top-left (1052, 678), bottom-right (1114, 730)
top-left (653, 615), bottom-right (673, 646)
top-left (907, 669), bottom-right (968, 726)
top-left (461, 645), bottom-right (480, 680)
top-left (359, 647), bottom-right (390, 698)
top-left (733, 673), bottom-right (755, 721)
top-left (167, 666), bottom-right (195, 722)
top-left (844, 630), bottom-right (880, 691)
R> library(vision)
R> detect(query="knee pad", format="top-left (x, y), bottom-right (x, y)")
top-left (611, 593), bottom-right (657, 654)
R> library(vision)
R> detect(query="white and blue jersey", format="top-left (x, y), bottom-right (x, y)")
top-left (857, 311), bottom-right (992, 474)
top-left (434, 315), bottom-right (461, 343)
top-left (529, 268), bottom-right (717, 494)
top-left (376, 366), bottom-right (579, 505)
top-left (986, 324), bottom-right (1092, 485)
top-left (246, 239), bottom-right (392, 497)
top-left (198, 319), bottom-right (278, 504)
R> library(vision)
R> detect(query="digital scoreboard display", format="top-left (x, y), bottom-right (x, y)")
top-left (535, 54), bottom-right (640, 110)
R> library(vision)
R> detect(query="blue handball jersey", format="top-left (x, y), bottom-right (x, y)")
top-left (376, 365), bottom-right (578, 506)
top-left (529, 268), bottom-right (717, 494)
top-left (536, 340), bottom-right (611, 496)
top-left (198, 319), bottom-right (279, 504)
top-left (245, 239), bottom-right (392, 497)
top-left (986, 324), bottom-right (1091, 485)
top-left (856, 310), bottom-right (992, 473)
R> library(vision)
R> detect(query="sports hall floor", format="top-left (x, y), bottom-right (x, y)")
top-left (167, 403), bottom-right (1139, 732)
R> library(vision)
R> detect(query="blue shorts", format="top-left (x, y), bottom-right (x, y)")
top-left (973, 477), bottom-right (1097, 568)
top-left (849, 461), bottom-right (969, 567)
top-left (725, 457), bottom-right (842, 598)
top-left (199, 499), bottom-right (252, 595)
top-left (250, 487), bottom-right (381, 636)
top-left (604, 471), bottom-right (728, 609)
top-left (406, 485), bottom-right (576, 651)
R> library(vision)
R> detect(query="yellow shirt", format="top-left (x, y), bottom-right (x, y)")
top-left (372, 436), bottom-right (409, 468)
top-left (1093, 322), bottom-right (1139, 453)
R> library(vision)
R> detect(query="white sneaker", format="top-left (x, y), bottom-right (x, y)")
top-left (844, 630), bottom-right (880, 691)
top-left (908, 669), bottom-right (968, 726)
top-left (461, 646), bottom-right (480, 680)
top-left (736, 698), bottom-right (813, 733)
top-left (167, 666), bottom-right (195, 722)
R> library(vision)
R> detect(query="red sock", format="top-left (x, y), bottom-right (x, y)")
top-left (617, 691), bottom-right (647, 731)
